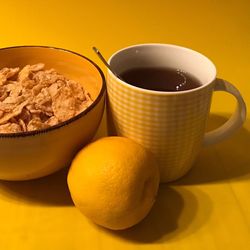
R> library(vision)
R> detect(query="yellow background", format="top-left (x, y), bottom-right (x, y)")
top-left (0, 0), bottom-right (249, 249)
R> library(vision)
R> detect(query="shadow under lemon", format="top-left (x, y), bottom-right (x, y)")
top-left (0, 167), bottom-right (73, 206)
top-left (174, 113), bottom-right (250, 185)
top-left (99, 185), bottom-right (212, 243)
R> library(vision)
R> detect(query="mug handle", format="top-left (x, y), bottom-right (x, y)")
top-left (203, 78), bottom-right (247, 146)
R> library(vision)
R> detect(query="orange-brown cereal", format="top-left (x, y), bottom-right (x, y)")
top-left (0, 64), bottom-right (93, 133)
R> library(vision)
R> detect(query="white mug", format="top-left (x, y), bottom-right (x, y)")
top-left (106, 44), bottom-right (247, 182)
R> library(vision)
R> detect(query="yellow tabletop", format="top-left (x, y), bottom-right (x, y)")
top-left (0, 0), bottom-right (249, 249)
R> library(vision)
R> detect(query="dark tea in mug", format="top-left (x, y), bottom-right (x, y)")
top-left (120, 67), bottom-right (201, 92)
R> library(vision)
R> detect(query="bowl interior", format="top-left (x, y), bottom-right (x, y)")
top-left (0, 46), bottom-right (103, 100)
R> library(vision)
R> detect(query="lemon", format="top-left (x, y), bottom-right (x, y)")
top-left (67, 136), bottom-right (159, 230)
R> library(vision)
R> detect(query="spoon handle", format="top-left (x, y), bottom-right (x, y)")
top-left (93, 47), bottom-right (124, 81)
top-left (92, 47), bottom-right (113, 72)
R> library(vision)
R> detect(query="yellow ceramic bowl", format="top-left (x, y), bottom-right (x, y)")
top-left (0, 46), bottom-right (105, 180)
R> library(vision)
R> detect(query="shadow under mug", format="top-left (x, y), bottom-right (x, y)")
top-left (106, 44), bottom-right (247, 183)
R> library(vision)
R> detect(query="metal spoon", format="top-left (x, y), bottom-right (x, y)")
top-left (92, 47), bottom-right (123, 80)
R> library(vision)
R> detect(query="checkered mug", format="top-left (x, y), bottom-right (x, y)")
top-left (106, 44), bottom-right (246, 182)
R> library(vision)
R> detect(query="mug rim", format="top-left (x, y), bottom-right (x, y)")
top-left (108, 43), bottom-right (217, 95)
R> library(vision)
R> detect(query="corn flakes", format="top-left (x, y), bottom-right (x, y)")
top-left (0, 64), bottom-right (93, 133)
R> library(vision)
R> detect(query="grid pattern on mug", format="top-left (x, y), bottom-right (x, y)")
top-left (107, 73), bottom-right (213, 181)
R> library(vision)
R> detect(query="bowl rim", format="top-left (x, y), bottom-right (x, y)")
top-left (0, 45), bottom-right (106, 138)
